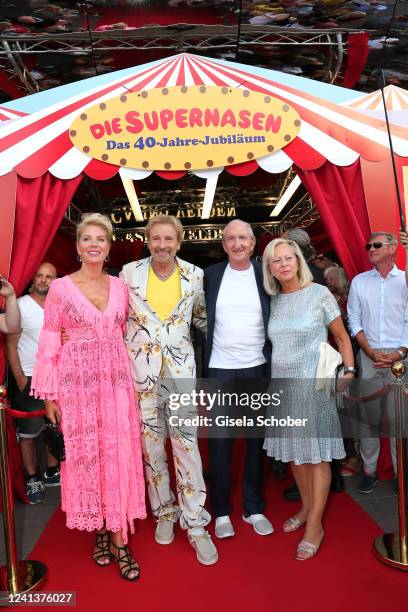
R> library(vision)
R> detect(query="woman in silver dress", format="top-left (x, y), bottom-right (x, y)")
top-left (262, 238), bottom-right (355, 560)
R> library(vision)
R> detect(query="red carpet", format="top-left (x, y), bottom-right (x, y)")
top-left (28, 474), bottom-right (407, 612)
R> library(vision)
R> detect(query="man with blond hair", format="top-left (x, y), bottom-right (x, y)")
top-left (121, 215), bottom-right (218, 566)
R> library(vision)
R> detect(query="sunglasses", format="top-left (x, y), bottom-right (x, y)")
top-left (365, 242), bottom-right (392, 251)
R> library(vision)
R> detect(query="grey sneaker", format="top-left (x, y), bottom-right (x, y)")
top-left (215, 516), bottom-right (235, 539)
top-left (155, 516), bottom-right (175, 545)
top-left (242, 514), bottom-right (274, 536)
top-left (26, 477), bottom-right (45, 505)
top-left (188, 530), bottom-right (219, 565)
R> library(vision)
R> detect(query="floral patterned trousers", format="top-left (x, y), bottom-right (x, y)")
top-left (140, 371), bottom-right (211, 531)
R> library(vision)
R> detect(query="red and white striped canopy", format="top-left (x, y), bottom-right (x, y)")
top-left (343, 85), bottom-right (408, 111)
top-left (0, 54), bottom-right (407, 182)
top-left (0, 106), bottom-right (27, 122)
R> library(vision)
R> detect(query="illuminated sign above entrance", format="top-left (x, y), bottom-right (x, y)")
top-left (69, 85), bottom-right (301, 171)
top-left (110, 204), bottom-right (236, 225)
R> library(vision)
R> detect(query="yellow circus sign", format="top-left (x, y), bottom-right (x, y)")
top-left (69, 85), bottom-right (301, 171)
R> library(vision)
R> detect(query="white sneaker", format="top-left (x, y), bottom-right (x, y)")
top-left (188, 529), bottom-right (219, 565)
top-left (155, 516), bottom-right (175, 545)
top-left (215, 516), bottom-right (235, 539)
top-left (242, 514), bottom-right (274, 536)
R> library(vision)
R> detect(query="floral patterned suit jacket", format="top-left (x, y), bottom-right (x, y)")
top-left (120, 257), bottom-right (207, 396)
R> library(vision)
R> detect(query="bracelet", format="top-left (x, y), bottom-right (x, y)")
top-left (343, 366), bottom-right (356, 375)
top-left (396, 349), bottom-right (407, 360)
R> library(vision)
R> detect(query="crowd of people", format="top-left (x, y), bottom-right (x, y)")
top-left (0, 1), bottom-right (397, 35)
top-left (0, 2), bottom-right (80, 35)
top-left (1, 213), bottom-right (407, 580)
top-left (0, 0), bottom-right (406, 97)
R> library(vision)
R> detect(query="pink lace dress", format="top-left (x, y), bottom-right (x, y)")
top-left (31, 275), bottom-right (146, 542)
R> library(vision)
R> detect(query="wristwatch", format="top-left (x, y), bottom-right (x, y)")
top-left (396, 349), bottom-right (407, 360)
top-left (343, 367), bottom-right (356, 375)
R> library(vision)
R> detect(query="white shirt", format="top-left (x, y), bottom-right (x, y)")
top-left (209, 264), bottom-right (266, 369)
top-left (17, 295), bottom-right (44, 376)
top-left (347, 265), bottom-right (408, 348)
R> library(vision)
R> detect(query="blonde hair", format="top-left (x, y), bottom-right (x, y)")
top-left (76, 212), bottom-right (113, 243)
top-left (262, 238), bottom-right (313, 296)
top-left (324, 266), bottom-right (350, 294)
top-left (145, 214), bottom-right (183, 242)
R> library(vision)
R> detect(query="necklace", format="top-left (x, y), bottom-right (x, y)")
top-left (151, 261), bottom-right (177, 281)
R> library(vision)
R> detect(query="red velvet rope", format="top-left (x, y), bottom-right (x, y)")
top-left (5, 407), bottom-right (46, 418)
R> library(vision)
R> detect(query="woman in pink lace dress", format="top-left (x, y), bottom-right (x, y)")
top-left (31, 213), bottom-right (146, 581)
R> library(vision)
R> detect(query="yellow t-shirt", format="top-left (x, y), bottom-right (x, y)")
top-left (146, 265), bottom-right (181, 321)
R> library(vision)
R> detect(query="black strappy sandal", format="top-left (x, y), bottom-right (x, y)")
top-left (110, 543), bottom-right (140, 581)
top-left (93, 531), bottom-right (112, 567)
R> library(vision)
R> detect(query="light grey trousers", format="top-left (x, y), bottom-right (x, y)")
top-left (358, 349), bottom-right (397, 476)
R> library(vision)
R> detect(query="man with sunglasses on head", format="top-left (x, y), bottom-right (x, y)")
top-left (348, 232), bottom-right (408, 495)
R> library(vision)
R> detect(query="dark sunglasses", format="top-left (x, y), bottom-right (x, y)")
top-left (365, 242), bottom-right (391, 251)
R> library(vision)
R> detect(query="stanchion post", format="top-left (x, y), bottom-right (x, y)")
top-left (0, 385), bottom-right (19, 592)
top-left (373, 361), bottom-right (408, 569)
top-left (0, 384), bottom-right (48, 600)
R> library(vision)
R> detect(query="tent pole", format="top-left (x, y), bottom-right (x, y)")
top-left (378, 69), bottom-right (405, 231)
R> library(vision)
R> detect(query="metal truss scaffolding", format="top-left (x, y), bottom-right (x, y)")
top-left (0, 24), bottom-right (353, 94)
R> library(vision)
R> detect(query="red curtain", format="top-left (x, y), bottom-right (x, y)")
top-left (0, 172), bottom-right (82, 506)
top-left (296, 160), bottom-right (371, 279)
top-left (343, 33), bottom-right (369, 89)
top-left (9, 173), bottom-right (82, 295)
top-left (1, 173), bottom-right (82, 382)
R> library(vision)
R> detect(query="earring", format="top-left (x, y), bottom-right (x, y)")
top-left (105, 255), bottom-right (110, 262)
top-left (77, 255), bottom-right (82, 262)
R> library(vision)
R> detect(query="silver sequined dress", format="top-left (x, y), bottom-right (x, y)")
top-left (263, 283), bottom-right (346, 464)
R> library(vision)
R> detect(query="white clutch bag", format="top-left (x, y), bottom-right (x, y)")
top-left (315, 341), bottom-right (342, 395)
